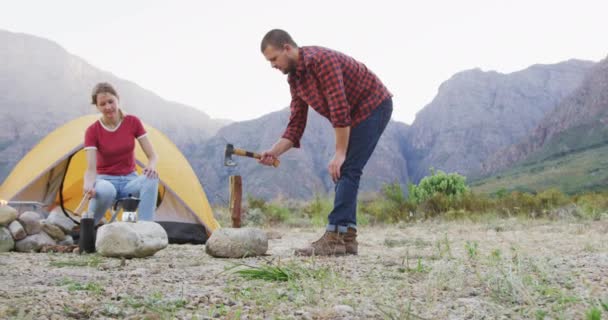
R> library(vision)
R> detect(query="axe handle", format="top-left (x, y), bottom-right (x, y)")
top-left (73, 194), bottom-right (90, 217)
top-left (234, 149), bottom-right (280, 167)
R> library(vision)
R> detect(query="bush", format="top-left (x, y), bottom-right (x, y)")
top-left (359, 182), bottom-right (415, 223)
top-left (408, 170), bottom-right (469, 205)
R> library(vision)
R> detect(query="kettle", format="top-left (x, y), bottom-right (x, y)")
top-left (113, 194), bottom-right (140, 222)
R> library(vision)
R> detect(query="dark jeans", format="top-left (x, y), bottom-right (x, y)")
top-left (326, 98), bottom-right (393, 233)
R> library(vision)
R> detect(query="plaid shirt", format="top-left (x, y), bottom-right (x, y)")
top-left (282, 46), bottom-right (392, 148)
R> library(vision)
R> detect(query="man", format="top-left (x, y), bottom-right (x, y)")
top-left (259, 29), bottom-right (393, 256)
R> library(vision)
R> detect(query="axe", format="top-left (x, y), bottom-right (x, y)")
top-left (224, 143), bottom-right (280, 167)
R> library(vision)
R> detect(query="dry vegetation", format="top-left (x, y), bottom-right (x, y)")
top-left (0, 215), bottom-right (607, 319)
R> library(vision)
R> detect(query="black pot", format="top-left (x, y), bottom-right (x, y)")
top-left (113, 195), bottom-right (140, 212)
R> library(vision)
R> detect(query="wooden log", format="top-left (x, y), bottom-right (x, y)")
top-left (229, 175), bottom-right (242, 228)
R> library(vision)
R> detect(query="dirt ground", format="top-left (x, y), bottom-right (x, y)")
top-left (0, 218), bottom-right (607, 319)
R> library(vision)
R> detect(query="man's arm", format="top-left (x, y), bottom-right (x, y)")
top-left (328, 126), bottom-right (350, 182)
top-left (259, 138), bottom-right (294, 166)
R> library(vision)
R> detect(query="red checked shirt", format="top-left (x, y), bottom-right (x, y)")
top-left (84, 115), bottom-right (147, 175)
top-left (283, 46), bottom-right (392, 148)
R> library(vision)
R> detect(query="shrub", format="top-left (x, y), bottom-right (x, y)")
top-left (408, 170), bottom-right (469, 205)
top-left (360, 182), bottom-right (415, 223)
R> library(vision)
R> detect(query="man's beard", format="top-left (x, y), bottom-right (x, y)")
top-left (286, 58), bottom-right (297, 75)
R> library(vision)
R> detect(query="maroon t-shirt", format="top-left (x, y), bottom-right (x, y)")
top-left (84, 115), bottom-right (147, 175)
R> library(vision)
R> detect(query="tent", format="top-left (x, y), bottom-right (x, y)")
top-left (0, 114), bottom-right (220, 243)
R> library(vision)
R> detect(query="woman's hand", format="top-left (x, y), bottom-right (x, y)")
top-left (143, 166), bottom-right (158, 179)
top-left (83, 180), bottom-right (96, 198)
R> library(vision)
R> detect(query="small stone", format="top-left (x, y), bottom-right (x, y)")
top-left (333, 304), bottom-right (354, 315)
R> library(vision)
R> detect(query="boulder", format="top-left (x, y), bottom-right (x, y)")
top-left (0, 227), bottom-right (14, 252)
top-left (40, 220), bottom-right (66, 241)
top-left (8, 220), bottom-right (26, 241)
top-left (47, 207), bottom-right (76, 232)
top-left (15, 232), bottom-right (56, 252)
top-left (96, 221), bottom-right (168, 258)
top-left (59, 235), bottom-right (74, 246)
top-left (205, 227), bottom-right (268, 258)
top-left (0, 205), bottom-right (18, 226)
top-left (18, 211), bottom-right (42, 235)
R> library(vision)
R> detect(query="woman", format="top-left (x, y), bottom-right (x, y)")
top-left (83, 82), bottom-right (159, 224)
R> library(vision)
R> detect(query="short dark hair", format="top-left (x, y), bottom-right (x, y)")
top-left (91, 82), bottom-right (119, 105)
top-left (260, 29), bottom-right (298, 52)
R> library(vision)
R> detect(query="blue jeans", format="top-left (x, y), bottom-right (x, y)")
top-left (87, 172), bottom-right (159, 224)
top-left (327, 98), bottom-right (393, 233)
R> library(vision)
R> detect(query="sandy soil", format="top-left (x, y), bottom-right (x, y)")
top-left (0, 218), bottom-right (607, 319)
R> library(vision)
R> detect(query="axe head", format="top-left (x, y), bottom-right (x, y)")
top-left (224, 143), bottom-right (237, 167)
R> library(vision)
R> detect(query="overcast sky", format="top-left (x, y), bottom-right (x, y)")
top-left (2, 1), bottom-right (607, 124)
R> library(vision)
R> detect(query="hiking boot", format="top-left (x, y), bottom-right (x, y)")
top-left (343, 227), bottom-right (358, 255)
top-left (294, 231), bottom-right (346, 256)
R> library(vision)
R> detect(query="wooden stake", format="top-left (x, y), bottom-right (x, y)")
top-left (229, 175), bottom-right (242, 228)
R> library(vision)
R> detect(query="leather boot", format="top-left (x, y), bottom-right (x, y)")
top-left (343, 227), bottom-right (358, 255)
top-left (294, 231), bottom-right (346, 256)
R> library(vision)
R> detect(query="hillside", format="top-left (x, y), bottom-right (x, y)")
top-left (474, 56), bottom-right (608, 194)
top-left (0, 30), bottom-right (225, 181)
top-left (189, 109), bottom-right (410, 202)
top-left (406, 60), bottom-right (594, 182)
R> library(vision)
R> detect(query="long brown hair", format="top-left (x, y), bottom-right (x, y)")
top-left (91, 82), bottom-right (124, 120)
top-left (91, 82), bottom-right (119, 105)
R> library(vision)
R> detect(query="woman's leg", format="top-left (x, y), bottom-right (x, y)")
top-left (87, 179), bottom-right (117, 224)
top-left (123, 174), bottom-right (159, 221)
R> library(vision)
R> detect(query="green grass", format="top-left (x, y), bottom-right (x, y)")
top-left (58, 277), bottom-right (104, 295)
top-left (49, 254), bottom-right (104, 268)
top-left (232, 261), bottom-right (333, 282)
top-left (472, 140), bottom-right (608, 196)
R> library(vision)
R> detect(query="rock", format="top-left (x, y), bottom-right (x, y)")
top-left (0, 205), bottom-right (18, 226)
top-left (205, 227), bottom-right (268, 258)
top-left (265, 230), bottom-right (283, 239)
top-left (18, 211), bottom-right (42, 235)
top-left (333, 305), bottom-right (354, 315)
top-left (8, 220), bottom-right (27, 241)
top-left (96, 221), bottom-right (168, 258)
top-left (0, 227), bottom-right (15, 252)
top-left (40, 220), bottom-right (66, 241)
top-left (59, 235), bottom-right (74, 246)
top-left (47, 207), bottom-right (77, 232)
top-left (15, 232), bottom-right (56, 252)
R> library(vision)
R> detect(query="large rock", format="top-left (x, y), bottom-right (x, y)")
top-left (14, 232), bottom-right (56, 252)
top-left (8, 220), bottom-right (26, 241)
top-left (0, 227), bottom-right (14, 252)
top-left (18, 211), bottom-right (42, 235)
top-left (205, 227), bottom-right (268, 258)
top-left (46, 208), bottom-right (76, 233)
top-left (96, 222), bottom-right (168, 258)
top-left (0, 205), bottom-right (18, 226)
top-left (40, 220), bottom-right (66, 241)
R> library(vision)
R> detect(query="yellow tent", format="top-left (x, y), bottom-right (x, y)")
top-left (0, 114), bottom-right (219, 243)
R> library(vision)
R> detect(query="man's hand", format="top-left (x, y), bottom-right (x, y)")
top-left (258, 139), bottom-right (293, 166)
top-left (259, 151), bottom-right (279, 166)
top-left (328, 152), bottom-right (346, 183)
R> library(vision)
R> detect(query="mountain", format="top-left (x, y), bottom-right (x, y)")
top-left (0, 30), bottom-right (225, 180)
top-left (405, 60), bottom-right (594, 182)
top-left (190, 109), bottom-right (410, 203)
top-left (482, 56), bottom-right (608, 173)
top-left (2, 29), bottom-right (602, 203)
top-left (472, 56), bottom-right (608, 194)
